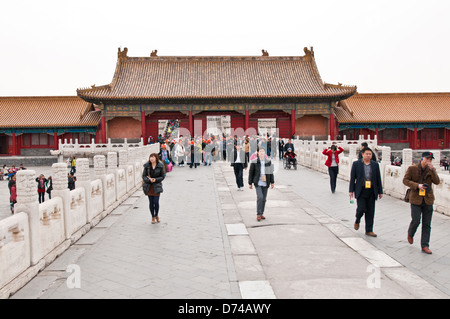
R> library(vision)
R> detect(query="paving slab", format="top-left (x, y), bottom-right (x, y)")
top-left (9, 160), bottom-right (450, 299)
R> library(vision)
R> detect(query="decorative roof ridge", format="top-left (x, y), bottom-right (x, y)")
top-left (77, 47), bottom-right (128, 94)
top-left (337, 99), bottom-right (354, 116)
top-left (352, 92), bottom-right (450, 97)
top-left (124, 55), bottom-right (310, 62)
top-left (324, 82), bottom-right (357, 90)
top-left (79, 103), bottom-right (96, 120)
top-left (0, 95), bottom-right (81, 100)
top-left (77, 84), bottom-right (111, 93)
top-left (112, 46), bottom-right (321, 62)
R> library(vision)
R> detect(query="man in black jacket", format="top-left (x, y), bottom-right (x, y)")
top-left (284, 139), bottom-right (295, 154)
top-left (248, 148), bottom-right (275, 221)
top-left (349, 147), bottom-right (383, 237)
top-left (231, 143), bottom-right (248, 191)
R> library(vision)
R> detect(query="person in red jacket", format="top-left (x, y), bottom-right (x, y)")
top-left (322, 145), bottom-right (344, 193)
top-left (10, 180), bottom-right (17, 214)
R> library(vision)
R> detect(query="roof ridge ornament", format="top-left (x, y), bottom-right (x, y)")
top-left (262, 49), bottom-right (269, 57)
top-left (118, 47), bottom-right (128, 61)
top-left (150, 50), bottom-right (158, 57)
top-left (303, 46), bottom-right (314, 57)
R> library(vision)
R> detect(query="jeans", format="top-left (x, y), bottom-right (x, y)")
top-left (38, 192), bottom-right (45, 203)
top-left (189, 153), bottom-right (198, 168)
top-left (328, 166), bottom-right (339, 193)
top-left (233, 164), bottom-right (244, 188)
top-left (408, 202), bottom-right (433, 248)
top-left (355, 188), bottom-right (376, 232)
top-left (204, 152), bottom-right (212, 165)
top-left (255, 185), bottom-right (269, 216)
top-left (148, 196), bottom-right (160, 218)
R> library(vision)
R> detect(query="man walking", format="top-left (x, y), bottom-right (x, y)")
top-left (403, 151), bottom-right (440, 254)
top-left (349, 147), bottom-right (383, 237)
top-left (231, 143), bottom-right (248, 191)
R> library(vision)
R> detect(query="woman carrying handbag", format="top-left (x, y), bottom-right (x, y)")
top-left (142, 153), bottom-right (165, 224)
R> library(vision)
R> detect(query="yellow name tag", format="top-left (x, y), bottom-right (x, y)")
top-left (419, 189), bottom-right (426, 196)
top-left (365, 181), bottom-right (371, 188)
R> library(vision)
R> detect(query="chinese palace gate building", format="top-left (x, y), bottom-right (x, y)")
top-left (76, 48), bottom-right (357, 143)
top-left (335, 93), bottom-right (450, 150)
top-left (1, 48), bottom-right (449, 157)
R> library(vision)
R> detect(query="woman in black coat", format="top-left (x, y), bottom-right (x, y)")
top-left (143, 153), bottom-right (165, 224)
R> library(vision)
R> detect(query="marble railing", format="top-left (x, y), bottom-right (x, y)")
top-left (294, 140), bottom-right (450, 217)
top-left (0, 143), bottom-right (159, 298)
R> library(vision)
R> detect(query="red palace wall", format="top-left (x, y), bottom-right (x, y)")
top-left (109, 117), bottom-right (142, 139)
top-left (295, 115), bottom-right (327, 138)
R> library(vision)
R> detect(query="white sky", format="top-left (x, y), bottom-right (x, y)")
top-left (1, 0), bottom-right (449, 96)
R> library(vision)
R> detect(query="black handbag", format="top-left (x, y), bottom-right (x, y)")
top-left (404, 188), bottom-right (411, 203)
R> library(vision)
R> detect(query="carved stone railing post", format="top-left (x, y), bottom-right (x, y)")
top-left (108, 152), bottom-right (118, 200)
top-left (76, 158), bottom-right (92, 222)
top-left (15, 170), bottom-right (40, 265)
top-left (94, 155), bottom-right (108, 209)
top-left (402, 148), bottom-right (413, 174)
top-left (380, 146), bottom-right (391, 185)
top-left (119, 150), bottom-right (133, 192)
top-left (348, 144), bottom-right (358, 162)
top-left (51, 163), bottom-right (71, 240)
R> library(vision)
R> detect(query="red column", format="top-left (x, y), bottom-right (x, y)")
top-left (188, 110), bottom-right (193, 137)
top-left (54, 132), bottom-right (58, 150)
top-left (329, 113), bottom-right (336, 140)
top-left (413, 127), bottom-right (418, 150)
top-left (12, 133), bottom-right (17, 155)
top-left (101, 116), bottom-right (107, 143)
top-left (244, 110), bottom-right (249, 132)
top-left (141, 111), bottom-right (147, 145)
top-left (290, 109), bottom-right (296, 138)
top-left (445, 128), bottom-right (449, 149)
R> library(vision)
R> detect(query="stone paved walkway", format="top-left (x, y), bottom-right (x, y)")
top-left (10, 160), bottom-right (450, 299)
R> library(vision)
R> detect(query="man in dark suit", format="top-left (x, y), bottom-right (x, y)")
top-left (231, 143), bottom-right (248, 191)
top-left (349, 147), bottom-right (383, 237)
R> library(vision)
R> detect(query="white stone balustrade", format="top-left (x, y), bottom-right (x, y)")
top-left (0, 213), bottom-right (30, 289)
top-left (0, 142), bottom-right (159, 298)
top-left (51, 137), bottom-right (144, 158)
top-left (293, 140), bottom-right (450, 218)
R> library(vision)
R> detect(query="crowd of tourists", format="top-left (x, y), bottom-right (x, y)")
top-left (153, 133), bottom-right (297, 170)
top-left (2, 156), bottom-right (77, 214)
top-left (144, 134), bottom-right (446, 255)
top-left (143, 133), bottom-right (296, 224)
top-left (1, 164), bottom-right (27, 214)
